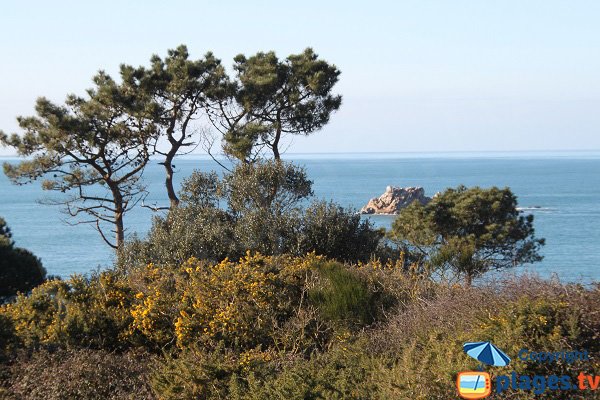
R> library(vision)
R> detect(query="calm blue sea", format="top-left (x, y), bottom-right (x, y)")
top-left (1, 151), bottom-right (600, 283)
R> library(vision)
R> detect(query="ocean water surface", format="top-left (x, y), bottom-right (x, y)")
top-left (1, 151), bottom-right (599, 283)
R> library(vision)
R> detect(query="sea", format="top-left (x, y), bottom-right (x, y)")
top-left (1, 151), bottom-right (599, 283)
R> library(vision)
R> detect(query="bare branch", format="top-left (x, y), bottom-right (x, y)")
top-left (96, 220), bottom-right (117, 249)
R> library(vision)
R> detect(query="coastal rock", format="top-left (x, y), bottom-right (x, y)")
top-left (360, 186), bottom-right (431, 214)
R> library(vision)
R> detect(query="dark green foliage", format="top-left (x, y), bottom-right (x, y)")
top-left (118, 162), bottom-right (383, 269)
top-left (120, 45), bottom-right (228, 208)
top-left (0, 248), bottom-right (46, 298)
top-left (298, 201), bottom-right (383, 262)
top-left (118, 206), bottom-right (237, 269)
top-left (222, 122), bottom-right (270, 162)
top-left (0, 218), bottom-right (46, 298)
top-left (225, 160), bottom-right (313, 215)
top-left (118, 161), bottom-right (312, 268)
top-left (149, 330), bottom-right (377, 400)
top-left (0, 314), bottom-right (16, 362)
top-left (226, 160), bottom-right (313, 256)
top-left (1, 73), bottom-right (155, 249)
top-left (117, 170), bottom-right (236, 268)
top-left (388, 185), bottom-right (545, 284)
top-left (309, 262), bottom-right (376, 326)
top-left (0, 218), bottom-right (12, 248)
top-left (211, 48), bottom-right (342, 161)
top-left (178, 170), bottom-right (222, 208)
top-left (237, 343), bottom-right (377, 400)
top-left (150, 346), bottom-right (242, 399)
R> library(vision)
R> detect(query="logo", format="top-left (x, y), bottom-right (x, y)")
top-left (456, 342), bottom-right (597, 397)
top-left (457, 371), bottom-right (491, 399)
top-left (457, 341), bottom-right (510, 399)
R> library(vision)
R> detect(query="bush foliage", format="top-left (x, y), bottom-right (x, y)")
top-left (1, 349), bottom-right (155, 400)
top-left (118, 161), bottom-right (383, 270)
top-left (2, 271), bottom-right (133, 350)
top-left (2, 249), bottom-right (599, 399)
top-left (0, 217), bottom-right (46, 298)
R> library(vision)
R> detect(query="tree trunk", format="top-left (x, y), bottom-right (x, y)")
top-left (164, 148), bottom-right (180, 209)
top-left (114, 209), bottom-right (125, 249)
top-left (109, 184), bottom-right (125, 250)
top-left (465, 273), bottom-right (473, 287)
top-left (272, 114), bottom-right (281, 160)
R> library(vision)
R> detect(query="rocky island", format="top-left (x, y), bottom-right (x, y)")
top-left (360, 186), bottom-right (431, 214)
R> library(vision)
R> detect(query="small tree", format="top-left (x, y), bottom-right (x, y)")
top-left (1, 72), bottom-right (155, 249)
top-left (0, 217), bottom-right (46, 297)
top-left (225, 160), bottom-right (313, 255)
top-left (120, 45), bottom-right (228, 208)
top-left (225, 160), bottom-right (313, 215)
top-left (119, 161), bottom-right (314, 267)
top-left (388, 185), bottom-right (545, 285)
top-left (207, 48), bottom-right (342, 161)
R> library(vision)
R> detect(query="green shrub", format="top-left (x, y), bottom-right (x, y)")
top-left (0, 217), bottom-right (46, 298)
top-left (151, 341), bottom-right (378, 400)
top-left (238, 341), bottom-right (378, 400)
top-left (366, 277), bottom-right (600, 399)
top-left (224, 160), bottom-right (313, 215)
top-left (298, 201), bottom-right (383, 262)
top-left (0, 314), bottom-right (16, 362)
top-left (150, 346), bottom-right (260, 400)
top-left (128, 253), bottom-right (325, 351)
top-left (117, 206), bottom-right (238, 270)
top-left (1, 255), bottom-right (600, 400)
top-left (308, 261), bottom-right (377, 326)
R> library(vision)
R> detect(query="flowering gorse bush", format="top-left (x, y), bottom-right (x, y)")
top-left (129, 252), bottom-right (327, 350)
top-left (2, 271), bottom-right (134, 350)
top-left (2, 252), bottom-right (389, 356)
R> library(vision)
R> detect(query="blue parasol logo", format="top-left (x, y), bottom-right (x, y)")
top-left (463, 341), bottom-right (511, 367)
top-left (458, 342), bottom-right (510, 399)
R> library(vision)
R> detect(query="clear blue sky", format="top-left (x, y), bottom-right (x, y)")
top-left (1, 0), bottom-right (599, 156)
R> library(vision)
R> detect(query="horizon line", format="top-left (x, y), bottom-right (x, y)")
top-left (2, 148), bottom-right (600, 159)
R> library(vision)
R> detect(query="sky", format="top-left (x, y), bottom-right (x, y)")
top-left (1, 0), bottom-right (599, 156)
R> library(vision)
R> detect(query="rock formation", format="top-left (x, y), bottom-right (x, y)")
top-left (360, 186), bottom-right (431, 214)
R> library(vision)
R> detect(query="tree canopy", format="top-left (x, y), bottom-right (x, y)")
top-left (1, 72), bottom-right (156, 249)
top-left (207, 48), bottom-right (342, 161)
top-left (388, 185), bottom-right (545, 285)
top-left (120, 45), bottom-right (228, 208)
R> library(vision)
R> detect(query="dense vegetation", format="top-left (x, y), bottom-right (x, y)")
top-left (0, 218), bottom-right (46, 298)
top-left (1, 255), bottom-right (598, 399)
top-left (117, 161), bottom-right (384, 269)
